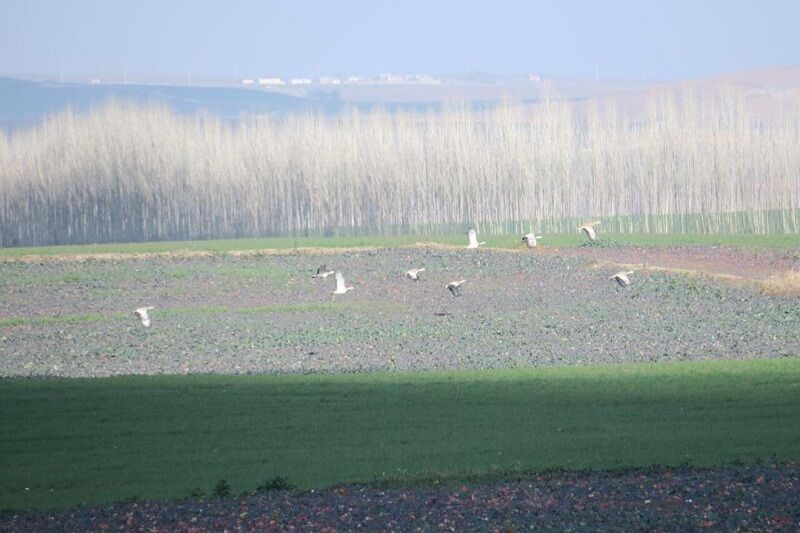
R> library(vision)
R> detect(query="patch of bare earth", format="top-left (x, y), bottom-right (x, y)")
top-left (2, 464), bottom-right (797, 531)
top-left (543, 245), bottom-right (800, 293)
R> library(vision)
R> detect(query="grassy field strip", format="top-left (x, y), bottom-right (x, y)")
top-left (1, 233), bottom-right (799, 260)
top-left (0, 247), bottom-right (380, 263)
top-left (1, 358), bottom-right (798, 510)
top-left (0, 313), bottom-right (115, 328)
top-left (0, 302), bottom-right (404, 328)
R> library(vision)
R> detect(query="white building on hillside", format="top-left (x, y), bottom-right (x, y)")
top-left (377, 73), bottom-right (404, 83)
top-left (258, 77), bottom-right (285, 85)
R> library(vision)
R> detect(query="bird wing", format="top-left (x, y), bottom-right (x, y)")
top-left (467, 229), bottom-right (478, 247)
top-left (316, 264), bottom-right (327, 274)
top-left (612, 273), bottom-right (629, 285)
top-left (335, 271), bottom-right (346, 292)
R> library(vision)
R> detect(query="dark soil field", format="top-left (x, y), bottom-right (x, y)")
top-left (1, 247), bottom-right (798, 378)
top-left (3, 463), bottom-right (797, 531)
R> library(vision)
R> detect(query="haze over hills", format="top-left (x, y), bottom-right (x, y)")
top-left (1, 65), bottom-right (799, 129)
top-left (0, 77), bottom-right (342, 130)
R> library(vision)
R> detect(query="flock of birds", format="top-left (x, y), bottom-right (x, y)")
top-left (132, 221), bottom-right (634, 327)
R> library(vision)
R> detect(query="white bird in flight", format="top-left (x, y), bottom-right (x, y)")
top-left (578, 221), bottom-right (601, 241)
top-left (522, 233), bottom-right (543, 248)
top-left (405, 268), bottom-right (426, 281)
top-left (133, 306), bottom-right (154, 328)
top-left (446, 279), bottom-right (466, 297)
top-left (312, 264), bottom-right (335, 279)
top-left (331, 271), bottom-right (354, 296)
top-left (610, 270), bottom-right (634, 287)
top-left (466, 228), bottom-right (485, 249)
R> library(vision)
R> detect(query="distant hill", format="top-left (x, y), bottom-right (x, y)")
top-left (680, 65), bottom-right (800, 117)
top-left (567, 65), bottom-right (800, 118)
top-left (3, 65), bottom-right (798, 129)
top-left (0, 78), bottom-right (351, 129)
top-left (0, 75), bottom-right (649, 129)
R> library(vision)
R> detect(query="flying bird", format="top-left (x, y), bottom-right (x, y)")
top-left (331, 271), bottom-right (354, 296)
top-left (578, 221), bottom-right (601, 241)
top-left (610, 270), bottom-right (634, 287)
top-left (522, 233), bottom-right (543, 248)
top-left (312, 264), bottom-right (335, 279)
top-left (466, 228), bottom-right (485, 249)
top-left (405, 268), bottom-right (426, 281)
top-left (133, 306), bottom-right (154, 328)
top-left (446, 279), bottom-right (466, 297)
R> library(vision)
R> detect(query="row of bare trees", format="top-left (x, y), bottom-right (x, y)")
top-left (0, 89), bottom-right (798, 246)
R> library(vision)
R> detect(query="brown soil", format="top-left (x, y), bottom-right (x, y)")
top-left (4, 464), bottom-right (798, 531)
top-left (542, 245), bottom-right (800, 284)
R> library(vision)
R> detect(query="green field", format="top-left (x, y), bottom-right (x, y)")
top-left (2, 358), bottom-right (798, 510)
top-left (1, 232), bottom-right (798, 257)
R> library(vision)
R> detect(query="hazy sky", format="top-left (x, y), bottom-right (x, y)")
top-left (1, 0), bottom-right (798, 81)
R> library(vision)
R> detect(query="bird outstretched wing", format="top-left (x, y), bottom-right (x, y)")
top-left (447, 283), bottom-right (462, 296)
top-left (467, 228), bottom-right (478, 247)
top-left (335, 271), bottom-right (346, 292)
